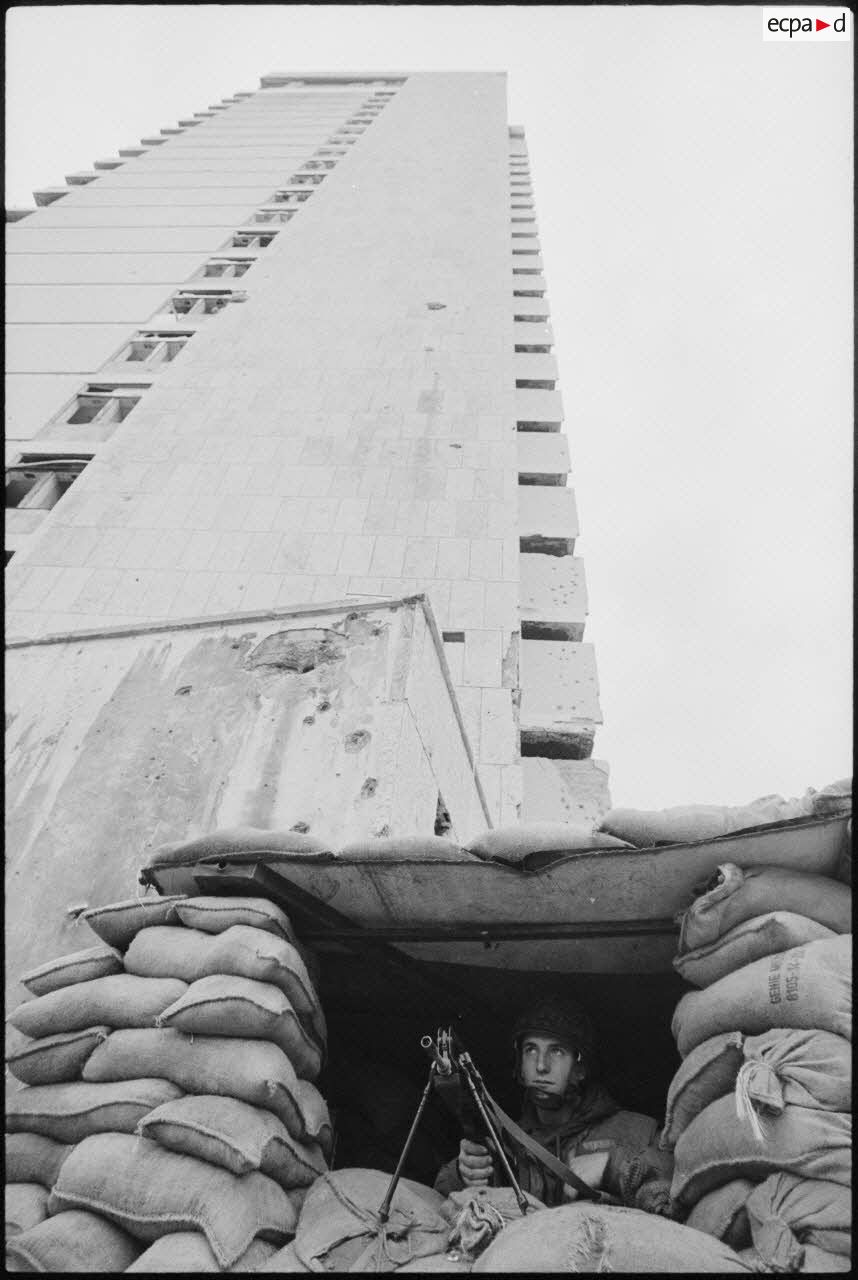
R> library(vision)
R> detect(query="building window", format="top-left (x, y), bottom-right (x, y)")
top-left (170, 290), bottom-right (242, 317)
top-left (6, 457), bottom-right (88, 511)
top-left (45, 387), bottom-right (144, 438)
top-left (195, 258), bottom-right (253, 279)
top-left (115, 332), bottom-right (192, 365)
top-left (249, 209), bottom-right (295, 224)
top-left (301, 160), bottom-right (336, 171)
top-left (231, 230), bottom-right (278, 248)
top-left (272, 190), bottom-right (311, 204)
top-left (287, 173), bottom-right (326, 186)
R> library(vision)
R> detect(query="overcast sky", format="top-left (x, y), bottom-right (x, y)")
top-left (5, 5), bottom-right (852, 810)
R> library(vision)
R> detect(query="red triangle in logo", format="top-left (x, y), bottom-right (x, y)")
top-left (815, 18), bottom-right (830, 30)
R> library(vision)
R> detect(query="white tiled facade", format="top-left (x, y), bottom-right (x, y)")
top-left (5, 72), bottom-right (609, 825)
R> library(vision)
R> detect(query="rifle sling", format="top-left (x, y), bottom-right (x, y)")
top-left (481, 1092), bottom-right (601, 1202)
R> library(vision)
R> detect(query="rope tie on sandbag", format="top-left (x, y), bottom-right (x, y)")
top-left (734, 1061), bottom-right (769, 1143)
top-left (447, 1195), bottom-right (506, 1261)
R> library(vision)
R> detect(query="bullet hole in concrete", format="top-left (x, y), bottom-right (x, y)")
top-left (175, 686), bottom-right (192, 696)
top-left (360, 777), bottom-right (378, 799)
top-left (245, 628), bottom-right (347, 674)
top-left (303, 715), bottom-right (316, 726)
top-left (375, 824), bottom-right (391, 837)
top-left (317, 700), bottom-right (331, 713)
top-left (345, 729), bottom-right (371, 752)
top-left (290, 821), bottom-right (310, 834)
top-left (426, 302), bottom-right (446, 310)
top-left (435, 794), bottom-right (452, 836)
top-left (449, 443), bottom-right (462, 449)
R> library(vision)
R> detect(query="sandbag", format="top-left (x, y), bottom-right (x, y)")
top-left (661, 1027), bottom-right (852, 1150)
top-left (293, 1168), bottom-right (449, 1272)
top-left (744, 1173), bottom-right (851, 1269)
top-left (6, 1025), bottom-right (110, 1086)
top-left (20, 945), bottom-right (123, 997)
top-left (175, 895), bottom-right (298, 944)
top-left (671, 936), bottom-right (852, 1057)
top-left (797, 1244), bottom-right (852, 1272)
top-left (811, 777), bottom-right (852, 817)
top-left (395, 1257), bottom-right (472, 1273)
top-left (6, 1077), bottom-right (182, 1143)
top-left (4, 1133), bottom-right (73, 1188)
top-left (466, 822), bottom-right (632, 866)
top-left (137, 1093), bottom-right (327, 1188)
top-left (671, 1096), bottom-right (851, 1207)
top-left (677, 865), bottom-right (851, 953)
top-left (156, 974), bottom-right (321, 1080)
top-left (685, 1180), bottom-right (754, 1249)
top-left (338, 836), bottom-right (478, 861)
top-left (5, 1184), bottom-right (49, 1238)
top-left (125, 1232), bottom-right (278, 1272)
top-left (598, 795), bottom-right (815, 847)
top-left (5, 1209), bottom-right (141, 1272)
top-left (660, 1032), bottom-right (745, 1151)
top-left (143, 826), bottom-right (330, 871)
top-left (292, 1079), bottom-right (333, 1155)
top-left (674, 912), bottom-right (836, 987)
top-left (124, 925), bottom-right (324, 1046)
top-left (80, 895), bottom-right (187, 950)
top-left (256, 1241), bottom-right (312, 1272)
top-left (7, 975), bottom-right (188, 1039)
top-left (48, 1132), bottom-right (296, 1269)
top-left (471, 1203), bottom-right (754, 1271)
top-left (82, 1027), bottom-right (328, 1146)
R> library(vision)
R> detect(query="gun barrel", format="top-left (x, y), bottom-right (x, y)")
top-left (421, 1034), bottom-right (452, 1076)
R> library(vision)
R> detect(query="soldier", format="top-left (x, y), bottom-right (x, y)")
top-left (434, 997), bottom-right (673, 1210)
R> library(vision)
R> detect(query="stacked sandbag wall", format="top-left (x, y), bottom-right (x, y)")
top-left (660, 863), bottom-right (852, 1273)
top-left (5, 894), bottom-right (331, 1273)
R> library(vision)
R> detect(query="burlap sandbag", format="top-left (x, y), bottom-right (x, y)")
top-left (795, 1244), bottom-right (852, 1272)
top-left (20, 945), bottom-right (123, 997)
top-left (598, 795), bottom-right (814, 847)
top-left (671, 1096), bottom-right (851, 1207)
top-left (744, 1173), bottom-right (851, 1270)
top-left (80, 895), bottom-right (187, 950)
top-left (256, 1241), bottom-right (313, 1272)
top-left (7, 975), bottom-right (188, 1039)
top-left (685, 1180), bottom-right (754, 1249)
top-left (137, 1093), bottom-right (327, 1188)
top-left (671, 936), bottom-right (851, 1058)
top-left (660, 1032), bottom-right (745, 1150)
top-left (124, 925), bottom-right (325, 1046)
top-left (395, 1257), bottom-right (473, 1273)
top-left (674, 912), bottom-right (836, 988)
top-left (4, 1133), bottom-right (73, 1188)
top-left (661, 1027), bottom-right (852, 1150)
top-left (82, 1027), bottom-right (329, 1146)
top-left (293, 1169), bottom-right (449, 1272)
top-left (5, 1209), bottom-right (141, 1272)
top-left (143, 826), bottom-right (330, 870)
top-left (471, 1203), bottom-right (754, 1272)
top-left (48, 1132), bottom-right (295, 1269)
top-left (466, 822), bottom-right (632, 866)
top-left (156, 974), bottom-right (321, 1080)
top-left (5, 1184), bottom-right (49, 1238)
top-left (6, 1025), bottom-right (110, 1086)
top-left (6, 1077), bottom-right (183, 1144)
top-left (677, 865), bottom-right (851, 954)
top-left (125, 1232), bottom-right (278, 1272)
top-left (175, 896), bottom-right (298, 945)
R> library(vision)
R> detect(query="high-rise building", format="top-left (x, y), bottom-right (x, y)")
top-left (5, 71), bottom-right (609, 826)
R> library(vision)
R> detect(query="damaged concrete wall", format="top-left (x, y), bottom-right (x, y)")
top-left (4, 596), bottom-right (488, 1000)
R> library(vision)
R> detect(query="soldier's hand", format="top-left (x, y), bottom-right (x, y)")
top-left (457, 1138), bottom-right (494, 1187)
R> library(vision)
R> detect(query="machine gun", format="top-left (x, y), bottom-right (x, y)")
top-left (376, 1027), bottom-right (598, 1228)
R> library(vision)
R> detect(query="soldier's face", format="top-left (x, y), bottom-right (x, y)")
top-left (519, 1035), bottom-right (585, 1103)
